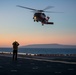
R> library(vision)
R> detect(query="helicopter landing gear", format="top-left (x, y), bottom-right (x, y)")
top-left (34, 20), bottom-right (38, 22)
top-left (34, 20), bottom-right (35, 22)
top-left (42, 22), bottom-right (44, 26)
top-left (42, 24), bottom-right (44, 26)
top-left (36, 20), bottom-right (38, 22)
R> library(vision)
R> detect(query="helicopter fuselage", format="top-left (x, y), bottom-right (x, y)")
top-left (17, 5), bottom-right (54, 25)
top-left (33, 12), bottom-right (54, 25)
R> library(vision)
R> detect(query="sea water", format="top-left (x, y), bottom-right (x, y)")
top-left (0, 48), bottom-right (76, 54)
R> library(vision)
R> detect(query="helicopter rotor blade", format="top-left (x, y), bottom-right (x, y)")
top-left (17, 5), bottom-right (37, 11)
top-left (17, 5), bottom-right (63, 13)
top-left (43, 11), bottom-right (63, 13)
top-left (43, 6), bottom-right (54, 10)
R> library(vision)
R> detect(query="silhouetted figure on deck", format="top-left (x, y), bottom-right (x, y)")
top-left (12, 41), bottom-right (19, 60)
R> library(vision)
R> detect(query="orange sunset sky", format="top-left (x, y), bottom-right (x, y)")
top-left (0, 0), bottom-right (76, 47)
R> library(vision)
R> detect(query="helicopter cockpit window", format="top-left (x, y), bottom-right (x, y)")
top-left (41, 13), bottom-right (46, 18)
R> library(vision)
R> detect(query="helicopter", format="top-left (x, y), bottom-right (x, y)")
top-left (17, 5), bottom-right (61, 25)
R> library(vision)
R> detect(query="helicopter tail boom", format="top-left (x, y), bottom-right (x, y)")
top-left (42, 22), bottom-right (54, 25)
top-left (45, 22), bottom-right (54, 24)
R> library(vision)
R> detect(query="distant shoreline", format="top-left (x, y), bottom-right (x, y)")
top-left (0, 44), bottom-right (76, 48)
top-left (21, 44), bottom-right (76, 48)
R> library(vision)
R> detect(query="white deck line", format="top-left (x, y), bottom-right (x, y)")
top-left (22, 57), bottom-right (76, 65)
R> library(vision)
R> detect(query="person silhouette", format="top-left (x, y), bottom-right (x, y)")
top-left (12, 41), bottom-right (19, 60)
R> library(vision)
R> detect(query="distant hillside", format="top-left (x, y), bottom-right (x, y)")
top-left (21, 44), bottom-right (76, 48)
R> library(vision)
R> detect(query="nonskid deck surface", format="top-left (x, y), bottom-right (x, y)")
top-left (0, 53), bottom-right (76, 75)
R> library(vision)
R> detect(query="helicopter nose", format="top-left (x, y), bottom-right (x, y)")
top-left (34, 16), bottom-right (37, 20)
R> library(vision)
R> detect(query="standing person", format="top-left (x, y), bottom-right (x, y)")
top-left (12, 41), bottom-right (19, 60)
